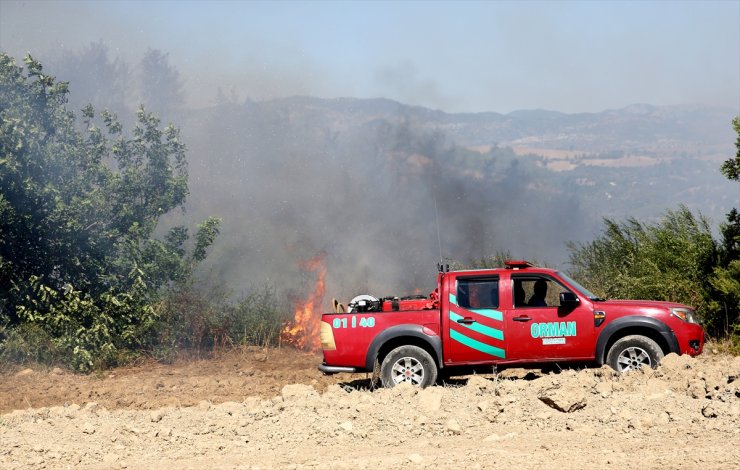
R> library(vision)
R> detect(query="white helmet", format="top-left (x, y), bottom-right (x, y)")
top-left (347, 294), bottom-right (379, 312)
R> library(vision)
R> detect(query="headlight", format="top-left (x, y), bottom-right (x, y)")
top-left (671, 308), bottom-right (699, 324)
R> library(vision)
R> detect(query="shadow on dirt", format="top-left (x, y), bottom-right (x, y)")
top-left (335, 364), bottom-right (594, 392)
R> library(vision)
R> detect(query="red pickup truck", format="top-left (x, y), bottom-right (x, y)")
top-left (318, 261), bottom-right (705, 387)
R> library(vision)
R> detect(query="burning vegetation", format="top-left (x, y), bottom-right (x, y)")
top-left (281, 252), bottom-right (328, 352)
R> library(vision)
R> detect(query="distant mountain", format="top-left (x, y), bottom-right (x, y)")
top-left (176, 96), bottom-right (738, 297)
top-left (247, 97), bottom-right (735, 157)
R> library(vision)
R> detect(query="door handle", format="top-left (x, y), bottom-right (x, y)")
top-left (457, 317), bottom-right (476, 325)
top-left (513, 316), bottom-right (532, 322)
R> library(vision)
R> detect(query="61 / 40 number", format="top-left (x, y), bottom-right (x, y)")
top-left (332, 316), bottom-right (376, 329)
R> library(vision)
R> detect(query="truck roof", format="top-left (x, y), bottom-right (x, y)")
top-left (449, 260), bottom-right (557, 276)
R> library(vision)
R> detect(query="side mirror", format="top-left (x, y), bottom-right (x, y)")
top-left (559, 292), bottom-right (580, 307)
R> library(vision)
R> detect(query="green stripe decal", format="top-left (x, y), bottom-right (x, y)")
top-left (449, 311), bottom-right (504, 340)
top-left (449, 293), bottom-right (457, 305)
top-left (449, 329), bottom-right (506, 358)
top-left (469, 308), bottom-right (503, 321)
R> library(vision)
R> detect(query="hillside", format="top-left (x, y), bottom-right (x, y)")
top-left (171, 98), bottom-right (737, 298)
top-left (232, 97), bottom-right (734, 155)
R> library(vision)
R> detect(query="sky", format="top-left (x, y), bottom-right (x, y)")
top-left (1, 0), bottom-right (739, 113)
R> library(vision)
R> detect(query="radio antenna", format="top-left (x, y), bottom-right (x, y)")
top-left (434, 193), bottom-right (443, 265)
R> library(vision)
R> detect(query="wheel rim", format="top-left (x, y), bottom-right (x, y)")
top-left (616, 346), bottom-right (652, 372)
top-left (390, 356), bottom-right (425, 385)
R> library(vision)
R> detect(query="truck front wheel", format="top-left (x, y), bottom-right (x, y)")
top-left (606, 335), bottom-right (664, 373)
top-left (380, 345), bottom-right (438, 388)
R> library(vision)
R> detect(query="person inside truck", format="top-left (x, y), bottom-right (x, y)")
top-left (528, 279), bottom-right (548, 307)
top-left (468, 284), bottom-right (486, 308)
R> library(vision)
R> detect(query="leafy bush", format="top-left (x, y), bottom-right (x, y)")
top-left (568, 207), bottom-right (715, 304)
top-left (13, 275), bottom-right (157, 370)
top-left (0, 323), bottom-right (61, 368)
top-left (567, 205), bottom-right (737, 341)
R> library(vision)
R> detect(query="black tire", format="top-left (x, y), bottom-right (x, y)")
top-left (606, 335), bottom-right (664, 373)
top-left (380, 345), bottom-right (438, 388)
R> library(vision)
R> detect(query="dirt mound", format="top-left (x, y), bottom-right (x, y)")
top-left (2, 352), bottom-right (738, 468)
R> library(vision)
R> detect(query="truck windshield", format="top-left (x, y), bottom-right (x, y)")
top-left (557, 272), bottom-right (603, 301)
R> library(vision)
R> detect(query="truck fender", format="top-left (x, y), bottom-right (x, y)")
top-left (365, 324), bottom-right (443, 371)
top-left (595, 316), bottom-right (679, 365)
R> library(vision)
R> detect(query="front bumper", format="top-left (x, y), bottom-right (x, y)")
top-left (318, 364), bottom-right (357, 375)
top-left (676, 324), bottom-right (705, 356)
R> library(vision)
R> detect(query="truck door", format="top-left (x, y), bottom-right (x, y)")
top-left (445, 275), bottom-right (507, 364)
top-left (505, 274), bottom-right (595, 361)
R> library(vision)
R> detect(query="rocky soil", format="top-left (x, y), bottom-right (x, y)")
top-left (1, 351), bottom-right (738, 469)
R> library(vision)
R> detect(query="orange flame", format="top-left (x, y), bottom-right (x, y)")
top-left (281, 251), bottom-right (327, 352)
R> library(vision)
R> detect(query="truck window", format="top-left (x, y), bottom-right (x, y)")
top-left (512, 275), bottom-right (572, 308)
top-left (457, 278), bottom-right (499, 309)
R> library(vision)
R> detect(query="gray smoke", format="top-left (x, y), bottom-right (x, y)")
top-left (177, 98), bottom-right (592, 303)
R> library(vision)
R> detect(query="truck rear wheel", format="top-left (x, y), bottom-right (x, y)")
top-left (606, 335), bottom-right (664, 373)
top-left (380, 345), bottom-right (437, 388)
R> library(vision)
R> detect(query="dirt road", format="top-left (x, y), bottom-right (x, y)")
top-left (1, 349), bottom-right (738, 469)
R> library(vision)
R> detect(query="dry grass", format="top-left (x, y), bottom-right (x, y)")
top-left (704, 338), bottom-right (740, 356)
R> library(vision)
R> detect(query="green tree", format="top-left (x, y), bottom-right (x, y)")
top-left (0, 53), bottom-right (219, 370)
top-left (710, 117), bottom-right (740, 340)
top-left (719, 117), bottom-right (740, 181)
